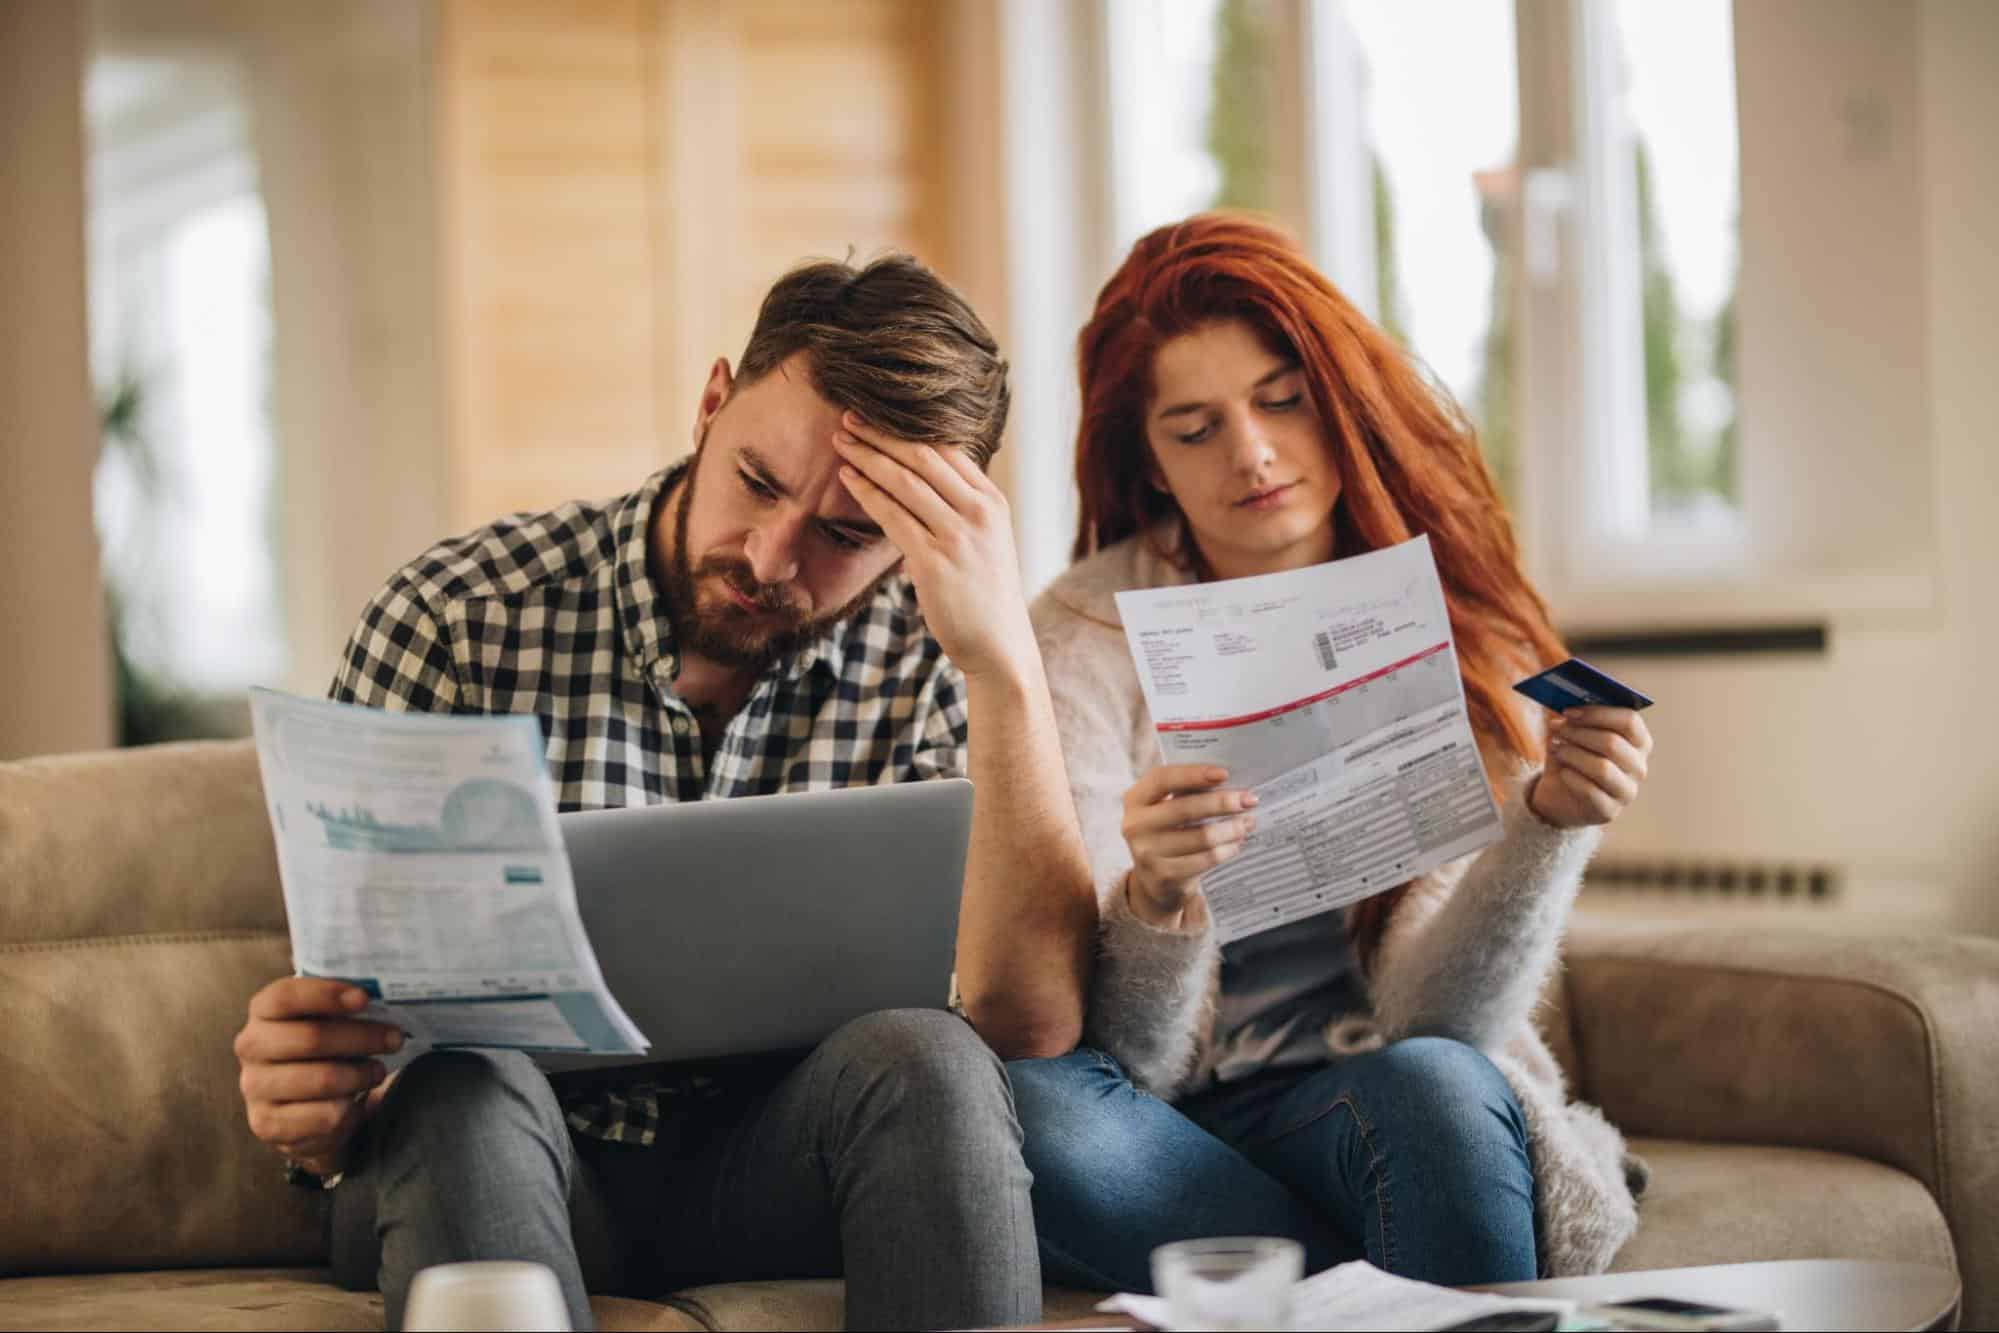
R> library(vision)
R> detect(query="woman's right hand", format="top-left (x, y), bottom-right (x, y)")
top-left (1121, 764), bottom-right (1258, 927)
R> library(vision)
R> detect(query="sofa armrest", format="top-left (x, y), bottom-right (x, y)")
top-left (1561, 915), bottom-right (1999, 1327)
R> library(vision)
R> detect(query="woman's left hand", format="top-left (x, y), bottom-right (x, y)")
top-left (1527, 705), bottom-right (1652, 828)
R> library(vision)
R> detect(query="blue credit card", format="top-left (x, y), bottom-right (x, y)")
top-left (1512, 657), bottom-right (1654, 713)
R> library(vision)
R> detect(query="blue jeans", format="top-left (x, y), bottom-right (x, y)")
top-left (1007, 1036), bottom-right (1535, 1292)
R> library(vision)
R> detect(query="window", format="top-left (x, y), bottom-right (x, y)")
top-left (87, 52), bottom-right (286, 736)
top-left (1308, 0), bottom-right (1523, 497)
top-left (1005, 0), bottom-right (1930, 619)
top-left (1621, 0), bottom-right (1743, 527)
top-left (1307, 0), bottom-right (1741, 545)
top-left (1104, 0), bottom-right (1287, 252)
top-left (1570, 0), bottom-right (1742, 543)
top-left (1092, 0), bottom-right (1813, 617)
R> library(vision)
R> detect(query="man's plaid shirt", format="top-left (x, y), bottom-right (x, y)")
top-left (328, 460), bottom-right (969, 1144)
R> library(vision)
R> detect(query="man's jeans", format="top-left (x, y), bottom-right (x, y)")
top-left (1006, 1036), bottom-right (1536, 1292)
top-left (330, 1009), bottom-right (1040, 1331)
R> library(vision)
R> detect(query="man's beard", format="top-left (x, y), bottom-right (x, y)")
top-left (656, 459), bottom-right (890, 672)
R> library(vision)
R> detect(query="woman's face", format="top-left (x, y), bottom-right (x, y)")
top-left (1144, 319), bottom-right (1341, 581)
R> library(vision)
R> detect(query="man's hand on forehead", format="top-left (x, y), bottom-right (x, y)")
top-left (825, 416), bottom-right (977, 476)
top-left (831, 413), bottom-right (1034, 683)
top-left (830, 416), bottom-right (982, 543)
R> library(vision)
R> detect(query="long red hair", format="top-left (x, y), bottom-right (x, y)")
top-left (1074, 212), bottom-right (1564, 965)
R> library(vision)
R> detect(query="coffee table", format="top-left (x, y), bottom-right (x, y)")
top-left (1008, 1259), bottom-right (1960, 1331)
top-left (1473, 1260), bottom-right (1958, 1331)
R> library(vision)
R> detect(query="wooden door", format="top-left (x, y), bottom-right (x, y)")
top-left (437, 0), bottom-right (968, 527)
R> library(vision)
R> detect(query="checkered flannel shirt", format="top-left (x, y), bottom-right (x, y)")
top-left (328, 460), bottom-right (970, 1144)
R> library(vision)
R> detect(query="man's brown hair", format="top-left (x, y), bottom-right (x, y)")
top-left (736, 253), bottom-right (1010, 468)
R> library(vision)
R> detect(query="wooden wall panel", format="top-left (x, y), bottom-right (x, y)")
top-left (437, 0), bottom-right (664, 526)
top-left (652, 0), bottom-right (951, 453)
top-left (440, 0), bottom-right (969, 521)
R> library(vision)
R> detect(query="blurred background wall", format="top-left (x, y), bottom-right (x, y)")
top-left (2, 0), bottom-right (1994, 935)
top-left (1, 1), bottom-right (115, 757)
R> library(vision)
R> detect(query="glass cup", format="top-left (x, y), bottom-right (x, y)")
top-left (1151, 1236), bottom-right (1304, 1331)
top-left (402, 1261), bottom-right (572, 1332)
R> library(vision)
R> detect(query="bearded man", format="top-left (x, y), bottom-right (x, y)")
top-left (230, 255), bottom-right (1093, 1332)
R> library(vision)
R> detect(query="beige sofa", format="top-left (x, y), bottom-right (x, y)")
top-left (2, 740), bottom-right (1993, 1330)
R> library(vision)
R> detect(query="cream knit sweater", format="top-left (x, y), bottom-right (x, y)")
top-left (1030, 527), bottom-right (1645, 1278)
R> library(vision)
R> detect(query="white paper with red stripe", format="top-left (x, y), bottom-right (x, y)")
top-left (1114, 536), bottom-right (1503, 943)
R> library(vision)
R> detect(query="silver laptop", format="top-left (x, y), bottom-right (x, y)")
top-left (536, 778), bottom-right (973, 1072)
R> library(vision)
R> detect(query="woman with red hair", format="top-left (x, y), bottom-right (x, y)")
top-left (1009, 213), bottom-right (1654, 1289)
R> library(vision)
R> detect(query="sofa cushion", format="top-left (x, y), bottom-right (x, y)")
top-left (0, 1138), bottom-right (1950, 1331)
top-left (0, 740), bottom-right (316, 1274)
top-left (0, 1270), bottom-right (1104, 1332)
top-left (0, 740), bottom-right (278, 945)
top-left (1566, 945), bottom-right (1943, 1191)
top-left (0, 1269), bottom-right (707, 1332)
top-left (659, 1280), bottom-right (1105, 1331)
top-left (0, 933), bottom-right (319, 1272)
top-left (1612, 1138), bottom-right (1957, 1275)
top-left (0, 1269), bottom-right (389, 1333)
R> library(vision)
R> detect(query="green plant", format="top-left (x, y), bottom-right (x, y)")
top-left (96, 366), bottom-right (230, 746)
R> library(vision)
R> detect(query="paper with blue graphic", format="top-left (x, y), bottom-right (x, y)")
top-left (249, 689), bottom-right (648, 1061)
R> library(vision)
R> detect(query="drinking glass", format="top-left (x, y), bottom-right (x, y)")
top-left (1151, 1236), bottom-right (1304, 1331)
top-left (402, 1260), bottom-right (572, 1332)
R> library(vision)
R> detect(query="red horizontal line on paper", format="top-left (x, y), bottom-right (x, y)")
top-left (1155, 642), bottom-right (1450, 733)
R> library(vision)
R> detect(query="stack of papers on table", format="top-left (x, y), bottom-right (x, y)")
top-left (1099, 1259), bottom-right (1576, 1331)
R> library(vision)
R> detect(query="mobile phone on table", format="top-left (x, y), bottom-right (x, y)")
top-left (1582, 1295), bottom-right (1779, 1331)
top-left (1432, 1310), bottom-right (1564, 1332)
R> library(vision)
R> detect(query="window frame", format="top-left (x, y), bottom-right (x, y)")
top-left (1031, 0), bottom-right (1936, 627)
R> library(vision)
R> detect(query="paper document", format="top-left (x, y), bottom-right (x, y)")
top-left (249, 689), bottom-right (648, 1061)
top-left (1099, 1259), bottom-right (1576, 1331)
top-left (1115, 536), bottom-right (1503, 944)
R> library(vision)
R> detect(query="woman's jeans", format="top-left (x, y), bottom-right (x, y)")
top-left (1007, 1036), bottom-right (1536, 1292)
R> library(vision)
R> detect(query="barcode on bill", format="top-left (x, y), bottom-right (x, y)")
top-left (1314, 631), bottom-right (1338, 671)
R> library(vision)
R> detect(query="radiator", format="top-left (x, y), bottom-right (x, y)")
top-left (1583, 857), bottom-right (1843, 904)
